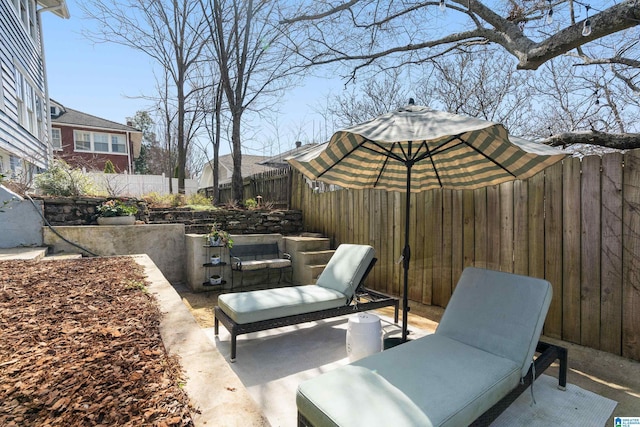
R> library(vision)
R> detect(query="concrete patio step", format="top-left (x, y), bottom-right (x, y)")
top-left (0, 247), bottom-right (47, 261)
top-left (284, 236), bottom-right (331, 254)
top-left (306, 264), bottom-right (327, 283)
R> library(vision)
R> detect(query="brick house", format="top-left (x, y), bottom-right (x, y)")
top-left (49, 99), bottom-right (142, 173)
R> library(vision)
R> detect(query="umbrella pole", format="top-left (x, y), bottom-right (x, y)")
top-left (402, 166), bottom-right (411, 342)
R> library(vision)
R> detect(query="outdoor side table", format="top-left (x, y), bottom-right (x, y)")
top-left (346, 312), bottom-right (382, 362)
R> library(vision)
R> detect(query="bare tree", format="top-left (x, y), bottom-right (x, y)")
top-left (200, 0), bottom-right (303, 203)
top-left (81, 0), bottom-right (209, 194)
top-left (325, 69), bottom-right (412, 127)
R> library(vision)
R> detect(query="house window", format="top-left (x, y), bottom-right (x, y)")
top-left (111, 134), bottom-right (126, 153)
top-left (71, 131), bottom-right (128, 154)
top-left (51, 128), bottom-right (62, 150)
top-left (15, 71), bottom-right (25, 126)
top-left (35, 96), bottom-right (43, 139)
top-left (12, 0), bottom-right (38, 40)
top-left (9, 155), bottom-right (22, 179)
top-left (25, 85), bottom-right (35, 134)
top-left (74, 131), bottom-right (91, 151)
top-left (14, 67), bottom-right (42, 137)
top-left (94, 133), bottom-right (109, 152)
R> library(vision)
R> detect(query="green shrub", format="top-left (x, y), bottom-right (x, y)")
top-left (186, 193), bottom-right (213, 206)
top-left (103, 160), bottom-right (116, 173)
top-left (35, 160), bottom-right (94, 196)
top-left (244, 198), bottom-right (258, 209)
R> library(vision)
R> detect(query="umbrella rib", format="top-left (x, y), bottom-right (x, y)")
top-left (364, 140), bottom-right (406, 163)
top-left (425, 135), bottom-right (517, 178)
top-left (316, 137), bottom-right (373, 179)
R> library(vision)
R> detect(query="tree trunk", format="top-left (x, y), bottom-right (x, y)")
top-left (231, 112), bottom-right (243, 203)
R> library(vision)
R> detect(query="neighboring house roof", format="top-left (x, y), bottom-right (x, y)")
top-left (200, 154), bottom-right (276, 188)
top-left (258, 143), bottom-right (320, 167)
top-left (50, 99), bottom-right (138, 132)
top-left (217, 154), bottom-right (275, 184)
top-left (200, 145), bottom-right (323, 189)
top-left (50, 99), bottom-right (143, 158)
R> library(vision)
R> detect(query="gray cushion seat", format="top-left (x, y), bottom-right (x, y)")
top-left (218, 244), bottom-right (376, 324)
top-left (296, 267), bottom-right (553, 427)
top-left (235, 258), bottom-right (292, 271)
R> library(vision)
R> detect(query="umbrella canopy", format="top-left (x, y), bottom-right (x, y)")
top-left (289, 104), bottom-right (566, 342)
top-left (289, 105), bottom-right (565, 192)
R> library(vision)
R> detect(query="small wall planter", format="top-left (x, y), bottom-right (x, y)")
top-left (97, 216), bottom-right (136, 226)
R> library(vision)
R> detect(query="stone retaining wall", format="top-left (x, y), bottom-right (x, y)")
top-left (34, 196), bottom-right (148, 225)
top-left (34, 197), bottom-right (303, 235)
top-left (149, 209), bottom-right (303, 235)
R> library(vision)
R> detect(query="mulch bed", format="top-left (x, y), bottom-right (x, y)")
top-left (0, 257), bottom-right (194, 426)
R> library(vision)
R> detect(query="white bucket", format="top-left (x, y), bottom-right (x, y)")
top-left (346, 313), bottom-right (382, 362)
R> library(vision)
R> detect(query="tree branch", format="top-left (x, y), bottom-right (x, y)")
top-left (543, 130), bottom-right (640, 150)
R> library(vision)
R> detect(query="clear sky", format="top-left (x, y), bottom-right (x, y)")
top-left (40, 0), bottom-right (344, 157)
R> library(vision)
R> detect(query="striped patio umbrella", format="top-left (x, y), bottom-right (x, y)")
top-left (289, 104), bottom-right (566, 342)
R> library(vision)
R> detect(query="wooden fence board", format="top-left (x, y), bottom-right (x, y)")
top-left (601, 153), bottom-right (623, 355)
top-left (563, 157), bottom-right (582, 344)
top-left (423, 191), bottom-right (435, 305)
top-left (463, 190), bottom-right (475, 268)
top-left (499, 181), bottom-right (514, 273)
top-left (409, 193), bottom-right (422, 302)
top-left (622, 150), bottom-right (640, 360)
top-left (414, 192), bottom-right (426, 304)
top-left (528, 172), bottom-right (545, 279)
top-left (581, 155), bottom-right (602, 349)
top-left (474, 188), bottom-right (488, 269)
top-left (451, 190), bottom-right (464, 293)
top-left (544, 161), bottom-right (563, 339)
top-left (486, 185), bottom-right (501, 271)
top-left (392, 192), bottom-right (403, 299)
top-left (430, 190), bottom-right (443, 306)
top-left (513, 180), bottom-right (529, 275)
top-left (441, 189), bottom-right (454, 306)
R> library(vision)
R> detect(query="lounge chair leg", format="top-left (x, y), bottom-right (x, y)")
top-left (230, 333), bottom-right (237, 362)
top-left (557, 345), bottom-right (568, 390)
top-left (214, 317), bottom-right (219, 335)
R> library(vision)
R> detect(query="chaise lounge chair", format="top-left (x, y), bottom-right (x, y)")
top-left (296, 267), bottom-right (568, 427)
top-left (214, 244), bottom-right (399, 362)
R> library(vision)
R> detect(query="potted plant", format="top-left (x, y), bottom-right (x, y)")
top-left (205, 223), bottom-right (233, 248)
top-left (209, 274), bottom-right (223, 285)
top-left (96, 199), bottom-right (139, 225)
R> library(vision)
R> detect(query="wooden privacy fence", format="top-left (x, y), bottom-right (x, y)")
top-left (290, 149), bottom-right (640, 362)
top-left (217, 167), bottom-right (291, 208)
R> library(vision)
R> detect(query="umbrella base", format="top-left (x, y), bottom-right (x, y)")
top-left (383, 337), bottom-right (411, 350)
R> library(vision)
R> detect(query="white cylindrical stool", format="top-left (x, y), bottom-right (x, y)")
top-left (346, 312), bottom-right (383, 362)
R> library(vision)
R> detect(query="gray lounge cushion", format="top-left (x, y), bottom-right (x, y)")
top-left (297, 334), bottom-right (521, 427)
top-left (217, 285), bottom-right (347, 324)
top-left (436, 267), bottom-right (552, 377)
top-left (296, 267), bottom-right (553, 427)
top-left (218, 244), bottom-right (375, 324)
top-left (315, 244), bottom-right (375, 298)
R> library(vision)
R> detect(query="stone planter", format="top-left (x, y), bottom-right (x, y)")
top-left (97, 216), bottom-right (136, 226)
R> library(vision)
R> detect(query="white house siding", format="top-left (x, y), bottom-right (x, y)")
top-left (0, 0), bottom-right (50, 171)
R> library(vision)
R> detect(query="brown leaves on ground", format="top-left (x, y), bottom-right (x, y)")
top-left (0, 257), bottom-right (194, 426)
